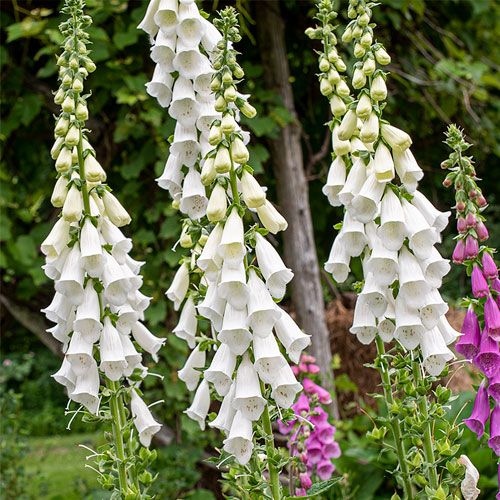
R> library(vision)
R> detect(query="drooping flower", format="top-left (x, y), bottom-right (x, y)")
top-left (463, 383), bottom-right (491, 439)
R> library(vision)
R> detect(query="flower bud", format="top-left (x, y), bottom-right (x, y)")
top-left (327, 49), bottom-right (339, 63)
top-left (319, 57), bottom-right (330, 72)
top-left (352, 67), bottom-right (366, 89)
top-left (342, 26), bottom-right (353, 43)
top-left (332, 127), bottom-right (351, 156)
top-left (172, 199), bottom-right (180, 210)
top-left (375, 47), bottom-right (391, 65)
top-left (230, 137), bottom-right (249, 164)
top-left (476, 220), bottom-right (489, 241)
top-left (363, 57), bottom-right (376, 75)
top-left (62, 182), bottom-right (83, 222)
top-left (209, 124), bottom-right (223, 145)
top-left (360, 112), bottom-right (379, 144)
top-left (256, 201), bottom-right (288, 234)
top-left (54, 89), bottom-right (65, 105)
top-left (72, 78), bottom-right (83, 93)
top-left (465, 212), bottom-right (476, 228)
top-left (210, 76), bottom-right (221, 92)
top-left (233, 64), bottom-right (244, 79)
top-left (214, 95), bottom-right (227, 113)
top-left (320, 78), bottom-right (333, 96)
top-left (241, 170), bottom-right (266, 208)
top-left (51, 175), bottom-right (68, 208)
top-left (65, 125), bottom-right (80, 147)
top-left (222, 70), bottom-right (233, 84)
top-left (477, 195), bottom-right (487, 207)
top-left (214, 146), bottom-right (231, 174)
top-left (221, 114), bottom-right (237, 135)
top-left (206, 184), bottom-right (227, 222)
top-left (55, 116), bottom-right (70, 137)
top-left (370, 75), bottom-right (387, 101)
top-left (456, 201), bottom-right (466, 212)
top-left (102, 190), bottom-right (131, 227)
top-left (352, 25), bottom-right (363, 39)
top-left (75, 102), bottom-right (88, 121)
top-left (85, 154), bottom-right (106, 182)
top-left (224, 85), bottom-right (237, 102)
top-left (442, 178), bottom-right (452, 188)
top-left (354, 43), bottom-right (366, 58)
top-left (336, 80), bottom-right (350, 98)
top-left (85, 60), bottom-right (96, 73)
top-left (359, 12), bottom-right (370, 26)
top-left (327, 69), bottom-right (341, 85)
top-left (469, 189), bottom-right (477, 199)
top-left (337, 110), bottom-right (357, 141)
top-left (77, 41), bottom-right (86, 54)
top-left (457, 217), bottom-right (467, 233)
top-left (62, 73), bottom-right (72, 87)
top-left (334, 59), bottom-right (347, 72)
top-left (381, 124), bottom-right (412, 151)
top-left (51, 137), bottom-right (65, 160)
top-left (356, 93), bottom-right (372, 119)
top-left (330, 94), bottom-right (346, 117)
top-left (360, 31), bottom-right (373, 48)
top-left (201, 157), bottom-right (217, 185)
top-left (239, 100), bottom-right (257, 118)
top-left (69, 56), bottom-right (79, 70)
top-left (55, 147), bottom-right (73, 172)
top-left (179, 226), bottom-right (193, 248)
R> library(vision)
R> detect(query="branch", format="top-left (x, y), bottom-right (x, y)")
top-left (305, 126), bottom-right (332, 178)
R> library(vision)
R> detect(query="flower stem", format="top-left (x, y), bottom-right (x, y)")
top-left (412, 362), bottom-right (439, 490)
top-left (107, 379), bottom-right (129, 495)
top-left (375, 336), bottom-right (414, 499)
top-left (229, 156), bottom-right (241, 206)
top-left (261, 403), bottom-right (281, 500)
top-left (77, 128), bottom-right (91, 215)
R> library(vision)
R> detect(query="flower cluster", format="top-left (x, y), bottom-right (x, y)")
top-left (41, 0), bottom-right (164, 454)
top-left (442, 124), bottom-right (499, 458)
top-left (278, 355), bottom-right (341, 497)
top-left (308, 0), bottom-right (457, 377)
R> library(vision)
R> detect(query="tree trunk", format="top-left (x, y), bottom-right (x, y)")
top-left (254, 0), bottom-right (338, 418)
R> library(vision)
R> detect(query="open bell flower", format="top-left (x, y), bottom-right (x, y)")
top-left (256, 200), bottom-right (288, 234)
top-left (338, 158), bottom-right (367, 206)
top-left (324, 235), bottom-right (351, 283)
top-left (80, 218), bottom-right (103, 277)
top-left (204, 343), bottom-right (236, 396)
top-left (99, 317), bottom-right (127, 381)
top-left (401, 199), bottom-right (439, 259)
top-left (378, 188), bottom-right (406, 251)
top-left (62, 183), bottom-right (83, 222)
top-left (218, 208), bottom-right (245, 267)
top-left (197, 224), bottom-right (223, 281)
top-left (69, 360), bottom-right (100, 415)
top-left (223, 410), bottom-right (254, 465)
top-left (173, 295), bottom-right (197, 349)
top-left (166, 262), bottom-right (190, 310)
top-left (241, 170), bottom-right (266, 208)
top-left (178, 346), bottom-right (206, 391)
top-left (456, 307), bottom-right (481, 360)
top-left (253, 333), bottom-right (287, 384)
top-left (74, 281), bottom-right (102, 343)
top-left (393, 148), bottom-right (423, 193)
top-left (197, 282), bottom-right (225, 331)
top-left (274, 310), bottom-right (311, 363)
top-left (66, 331), bottom-right (94, 376)
top-left (394, 295), bottom-right (424, 350)
top-left (381, 124), bottom-right (412, 151)
top-left (131, 321), bottom-right (165, 361)
top-left (217, 302), bottom-right (252, 355)
top-left (485, 295), bottom-right (500, 340)
top-left (270, 364), bottom-right (302, 409)
top-left (185, 379), bottom-right (211, 430)
top-left (464, 382), bottom-right (490, 439)
top-left (55, 244), bottom-right (85, 305)
top-left (209, 382), bottom-right (236, 434)
top-left (322, 156), bottom-right (346, 207)
top-left (471, 265), bottom-right (489, 298)
top-left (373, 142), bottom-right (395, 182)
top-left (131, 390), bottom-right (161, 447)
top-left (350, 296), bottom-right (377, 345)
top-left (488, 405), bottom-right (500, 456)
top-left (233, 354), bottom-right (266, 420)
top-left (41, 218), bottom-right (70, 259)
top-left (420, 327), bottom-right (455, 376)
top-left (351, 174), bottom-right (385, 223)
top-left (180, 168), bottom-right (208, 220)
top-left (218, 260), bottom-right (249, 310)
top-left (52, 357), bottom-right (76, 394)
top-left (338, 210), bottom-right (367, 258)
top-left (473, 330), bottom-right (500, 378)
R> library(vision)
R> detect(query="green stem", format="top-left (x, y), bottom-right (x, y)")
top-left (261, 403), bottom-right (281, 500)
top-left (412, 362), bottom-right (439, 490)
top-left (107, 379), bottom-right (129, 496)
top-left (228, 156), bottom-right (241, 206)
top-left (375, 336), bottom-right (414, 499)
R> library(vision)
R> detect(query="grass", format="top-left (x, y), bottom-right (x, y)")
top-left (23, 432), bottom-right (105, 499)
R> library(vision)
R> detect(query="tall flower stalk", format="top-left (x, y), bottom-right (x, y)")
top-left (442, 124), bottom-right (499, 476)
top-left (41, 0), bottom-right (164, 495)
top-left (308, 0), bottom-right (466, 496)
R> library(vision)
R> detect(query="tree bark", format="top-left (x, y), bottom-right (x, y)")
top-left (254, 0), bottom-right (338, 418)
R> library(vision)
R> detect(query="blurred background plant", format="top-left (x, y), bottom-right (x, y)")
top-left (1, 0), bottom-right (499, 498)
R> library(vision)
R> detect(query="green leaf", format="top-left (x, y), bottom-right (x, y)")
top-left (113, 30), bottom-right (139, 50)
top-left (6, 18), bottom-right (47, 43)
top-left (286, 477), bottom-right (341, 499)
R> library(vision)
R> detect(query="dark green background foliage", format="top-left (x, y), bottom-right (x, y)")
top-left (1, 0), bottom-right (499, 498)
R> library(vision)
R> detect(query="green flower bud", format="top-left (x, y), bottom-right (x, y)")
top-left (201, 157), bottom-right (217, 185)
top-left (69, 56), bottom-right (79, 70)
top-left (55, 146), bottom-right (72, 172)
top-left (330, 94), bottom-right (346, 117)
top-left (337, 109), bottom-right (357, 141)
top-left (320, 78), bottom-right (333, 96)
top-left (358, 12), bottom-right (370, 26)
top-left (75, 102), bottom-right (88, 121)
top-left (342, 26), bottom-right (353, 43)
top-left (334, 59), bottom-right (346, 72)
top-left (328, 69), bottom-right (341, 85)
top-left (206, 183), bottom-right (227, 222)
top-left (352, 25), bottom-right (363, 38)
top-left (214, 95), bottom-right (227, 113)
top-left (319, 57), bottom-right (330, 72)
top-left (55, 116), bottom-right (70, 136)
top-left (362, 57), bottom-right (376, 75)
top-left (352, 67), bottom-right (366, 89)
top-left (355, 93), bottom-right (372, 119)
top-left (62, 95), bottom-right (75, 113)
top-left (224, 85), bottom-right (237, 102)
top-left (214, 146), bottom-right (231, 174)
top-left (85, 60), bottom-right (96, 73)
top-left (209, 124), bottom-right (223, 145)
top-left (360, 31), bottom-right (372, 48)
top-left (239, 100), bottom-right (257, 119)
top-left (210, 76), bottom-right (221, 92)
top-left (77, 41), bottom-right (86, 54)
top-left (54, 88), bottom-right (65, 105)
top-left (221, 113), bottom-right (237, 134)
top-left (327, 49), bottom-right (339, 63)
top-left (336, 80), bottom-right (350, 98)
top-left (375, 47), bottom-right (391, 65)
top-left (370, 74), bottom-right (387, 101)
top-left (65, 125), bottom-right (80, 147)
top-left (354, 43), bottom-right (366, 58)
top-left (233, 64), bottom-right (244, 79)
top-left (222, 70), bottom-right (233, 84)
top-left (230, 137), bottom-right (249, 164)
top-left (72, 78), bottom-right (83, 92)
top-left (62, 73), bottom-right (73, 87)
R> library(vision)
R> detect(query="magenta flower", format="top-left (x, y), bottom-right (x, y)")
top-left (308, 364), bottom-right (321, 374)
top-left (492, 278), bottom-right (500, 294)
top-left (303, 378), bottom-right (332, 404)
top-left (452, 239), bottom-right (466, 264)
top-left (456, 307), bottom-right (481, 359)
top-left (316, 459), bottom-right (335, 480)
top-left (295, 488), bottom-right (307, 497)
top-left (298, 362), bottom-right (308, 373)
top-left (476, 220), bottom-right (489, 241)
top-left (471, 265), bottom-right (489, 298)
top-left (291, 365), bottom-right (300, 376)
top-left (292, 393), bottom-right (311, 416)
top-left (299, 472), bottom-right (312, 489)
top-left (474, 330), bottom-right (500, 378)
top-left (488, 405), bottom-right (500, 457)
top-left (457, 217), bottom-right (467, 233)
top-left (465, 235), bottom-right (479, 259)
top-left (464, 383), bottom-right (491, 439)
top-left (488, 372), bottom-right (500, 404)
top-left (465, 212), bottom-right (476, 228)
top-left (485, 295), bottom-right (500, 341)
top-left (323, 441), bottom-right (341, 459)
top-left (301, 354), bottom-right (316, 363)
top-left (309, 406), bottom-right (328, 426)
top-left (305, 436), bottom-right (323, 464)
top-left (315, 422), bottom-right (335, 444)
top-left (482, 253), bottom-right (498, 279)
top-left (277, 418), bottom-right (296, 435)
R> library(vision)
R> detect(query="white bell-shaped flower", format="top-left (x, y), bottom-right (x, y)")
top-left (120, 334), bottom-right (142, 376)
top-left (102, 191), bottom-right (131, 228)
top-left (254, 233), bottom-right (293, 300)
top-left (99, 317), bottom-right (127, 381)
top-left (102, 253), bottom-right (131, 306)
top-left (156, 154), bottom-right (184, 198)
top-left (131, 321), bottom-right (165, 361)
top-left (70, 360), bottom-right (100, 414)
top-left (178, 345), bottom-right (206, 391)
top-left (241, 170), bottom-right (266, 209)
top-left (79, 218), bottom-right (103, 276)
top-left (193, 65), bottom-right (216, 95)
top-left (166, 262), bottom-right (190, 310)
top-left (218, 208), bottom-right (245, 267)
top-left (131, 390), bottom-right (162, 447)
top-left (419, 289), bottom-right (449, 329)
top-left (146, 64), bottom-right (174, 108)
top-left (151, 30), bottom-right (175, 69)
top-left (180, 168), bottom-right (208, 220)
top-left (256, 201), bottom-right (288, 234)
top-left (323, 156), bottom-right (346, 207)
top-left (350, 174), bottom-right (385, 223)
top-left (170, 123), bottom-right (201, 168)
top-left (204, 343), bottom-right (236, 396)
top-left (401, 199), bottom-right (439, 259)
top-left (176, 1), bottom-right (204, 46)
top-left (52, 357), bottom-right (76, 394)
top-left (209, 383), bottom-right (236, 434)
top-left (55, 244), bottom-right (85, 305)
top-left (218, 260), bottom-right (249, 310)
top-left (47, 319), bottom-right (72, 348)
top-left (173, 295), bottom-right (197, 349)
top-left (66, 331), bottom-right (94, 376)
top-left (253, 334), bottom-right (287, 384)
top-left (381, 124), bottom-right (412, 152)
top-left (420, 328), bottom-right (455, 376)
top-left (223, 410), bottom-right (253, 465)
top-left (124, 254), bottom-right (145, 276)
top-left (420, 247), bottom-right (451, 288)
top-left (332, 126), bottom-right (351, 156)
top-left (173, 39), bottom-right (209, 80)
top-left (359, 272), bottom-right (388, 317)
top-left (197, 224), bottom-right (223, 282)
top-left (337, 210), bottom-right (367, 257)
top-left (393, 148), bottom-right (423, 193)
top-left (129, 290), bottom-right (152, 314)
top-left (42, 291), bottom-right (73, 324)
top-left (100, 217), bottom-right (132, 265)
top-left (378, 297), bottom-right (396, 342)
top-left (153, 0), bottom-right (178, 35)
top-left (247, 269), bottom-right (281, 337)
top-left (170, 76), bottom-right (199, 125)
top-left (185, 378), bottom-right (210, 430)
top-left (394, 295), bottom-right (424, 349)
top-left (350, 296), bottom-right (377, 345)
top-left (398, 246), bottom-right (430, 307)
top-left (207, 183), bottom-right (227, 222)
top-left (62, 184), bottom-right (83, 223)
top-left (74, 281), bottom-right (102, 343)
top-left (338, 158), bottom-right (367, 206)
top-left (197, 282), bottom-right (225, 331)
top-left (373, 142), bottom-right (395, 182)
top-left (378, 188), bottom-right (406, 251)
top-left (217, 303), bottom-right (252, 355)
top-left (196, 99), bottom-right (220, 135)
top-left (411, 191), bottom-right (450, 234)
top-left (270, 364), bottom-right (302, 409)
top-left (436, 316), bottom-right (461, 346)
top-left (200, 16), bottom-right (222, 54)
top-left (364, 228), bottom-right (398, 286)
top-left (324, 236), bottom-right (350, 283)
top-left (137, 0), bottom-right (161, 40)
top-left (233, 354), bottom-right (266, 421)
top-left (41, 217), bottom-right (70, 258)
top-left (274, 310), bottom-right (311, 364)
